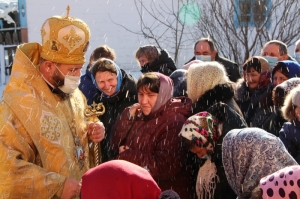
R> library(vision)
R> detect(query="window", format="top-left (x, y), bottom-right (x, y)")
top-left (234, 0), bottom-right (271, 29)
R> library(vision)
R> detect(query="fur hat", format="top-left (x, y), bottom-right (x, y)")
top-left (186, 61), bottom-right (229, 103)
top-left (179, 111), bottom-right (221, 147)
top-left (260, 165), bottom-right (300, 199)
top-left (40, 6), bottom-right (90, 64)
top-left (292, 88), bottom-right (300, 107)
top-left (273, 78), bottom-right (300, 107)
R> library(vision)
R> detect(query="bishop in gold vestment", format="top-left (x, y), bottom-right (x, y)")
top-left (0, 7), bottom-right (105, 199)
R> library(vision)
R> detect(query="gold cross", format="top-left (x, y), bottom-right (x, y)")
top-left (66, 5), bottom-right (70, 18)
top-left (91, 101), bottom-right (98, 110)
top-left (63, 27), bottom-right (82, 49)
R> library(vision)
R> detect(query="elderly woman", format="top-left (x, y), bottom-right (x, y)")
top-left (235, 56), bottom-right (271, 126)
top-left (110, 72), bottom-right (192, 198)
top-left (222, 128), bottom-right (297, 199)
top-left (135, 45), bottom-right (177, 76)
top-left (187, 61), bottom-right (242, 115)
top-left (259, 78), bottom-right (300, 136)
top-left (179, 103), bottom-right (247, 199)
top-left (251, 61), bottom-right (300, 132)
top-left (91, 58), bottom-right (138, 163)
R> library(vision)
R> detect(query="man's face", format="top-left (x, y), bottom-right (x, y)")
top-left (261, 43), bottom-right (287, 61)
top-left (51, 63), bottom-right (83, 87)
top-left (194, 41), bottom-right (217, 60)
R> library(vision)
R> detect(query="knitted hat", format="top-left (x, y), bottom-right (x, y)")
top-left (260, 165), bottom-right (300, 199)
top-left (292, 88), bottom-right (300, 107)
top-left (81, 160), bottom-right (161, 199)
top-left (186, 61), bottom-right (229, 103)
top-left (243, 56), bottom-right (271, 74)
top-left (40, 6), bottom-right (90, 64)
top-left (179, 112), bottom-right (221, 147)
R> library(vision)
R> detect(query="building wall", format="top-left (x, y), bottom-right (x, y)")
top-left (25, 0), bottom-right (194, 76)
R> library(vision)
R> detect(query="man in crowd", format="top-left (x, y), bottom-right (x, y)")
top-left (0, 6), bottom-right (105, 199)
top-left (261, 40), bottom-right (296, 67)
top-left (187, 37), bottom-right (241, 82)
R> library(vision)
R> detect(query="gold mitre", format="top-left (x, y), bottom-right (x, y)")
top-left (40, 6), bottom-right (90, 65)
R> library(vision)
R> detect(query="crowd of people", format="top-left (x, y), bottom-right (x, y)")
top-left (2, 6), bottom-right (300, 199)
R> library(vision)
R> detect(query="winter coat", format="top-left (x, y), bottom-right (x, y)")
top-left (110, 97), bottom-right (193, 199)
top-left (259, 107), bottom-right (286, 136)
top-left (235, 78), bottom-right (270, 126)
top-left (185, 53), bottom-right (241, 82)
top-left (141, 49), bottom-right (177, 76)
top-left (192, 83), bottom-right (243, 117)
top-left (169, 69), bottom-right (188, 97)
top-left (191, 103), bottom-right (248, 199)
top-left (79, 66), bottom-right (98, 105)
top-left (93, 69), bottom-right (138, 163)
top-left (279, 120), bottom-right (300, 164)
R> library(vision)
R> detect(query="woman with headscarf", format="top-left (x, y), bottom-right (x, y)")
top-left (110, 72), bottom-right (193, 198)
top-left (235, 56), bottom-right (271, 126)
top-left (260, 78), bottom-right (300, 136)
top-left (222, 128), bottom-right (297, 199)
top-left (251, 61), bottom-right (300, 131)
top-left (179, 103), bottom-right (247, 199)
top-left (187, 61), bottom-right (242, 116)
top-left (91, 58), bottom-right (138, 163)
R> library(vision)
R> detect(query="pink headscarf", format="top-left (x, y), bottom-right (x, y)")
top-left (260, 165), bottom-right (300, 199)
top-left (151, 72), bottom-right (173, 113)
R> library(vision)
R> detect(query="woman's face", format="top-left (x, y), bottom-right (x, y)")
top-left (95, 71), bottom-right (118, 96)
top-left (245, 68), bottom-right (260, 90)
top-left (273, 70), bottom-right (288, 87)
top-left (138, 86), bottom-right (158, 115)
top-left (138, 55), bottom-right (149, 67)
top-left (190, 146), bottom-right (207, 158)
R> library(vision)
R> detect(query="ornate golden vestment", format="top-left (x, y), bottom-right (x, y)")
top-left (0, 43), bottom-right (89, 198)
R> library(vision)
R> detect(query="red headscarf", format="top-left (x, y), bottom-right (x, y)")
top-left (81, 160), bottom-right (161, 199)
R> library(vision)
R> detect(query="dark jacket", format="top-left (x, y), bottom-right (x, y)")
top-left (192, 83), bottom-right (243, 117)
top-left (261, 107), bottom-right (286, 136)
top-left (169, 69), bottom-right (188, 97)
top-left (187, 103), bottom-right (247, 199)
top-left (205, 102), bottom-right (248, 199)
top-left (279, 120), bottom-right (300, 164)
top-left (94, 69), bottom-right (138, 163)
top-left (79, 66), bottom-right (98, 105)
top-left (185, 53), bottom-right (241, 82)
top-left (235, 78), bottom-right (270, 126)
top-left (110, 97), bottom-right (193, 199)
top-left (141, 49), bottom-right (177, 76)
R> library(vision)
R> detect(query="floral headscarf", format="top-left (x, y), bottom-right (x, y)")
top-left (179, 111), bottom-right (220, 149)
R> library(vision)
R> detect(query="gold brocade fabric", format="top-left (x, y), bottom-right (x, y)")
top-left (0, 42), bottom-right (89, 198)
